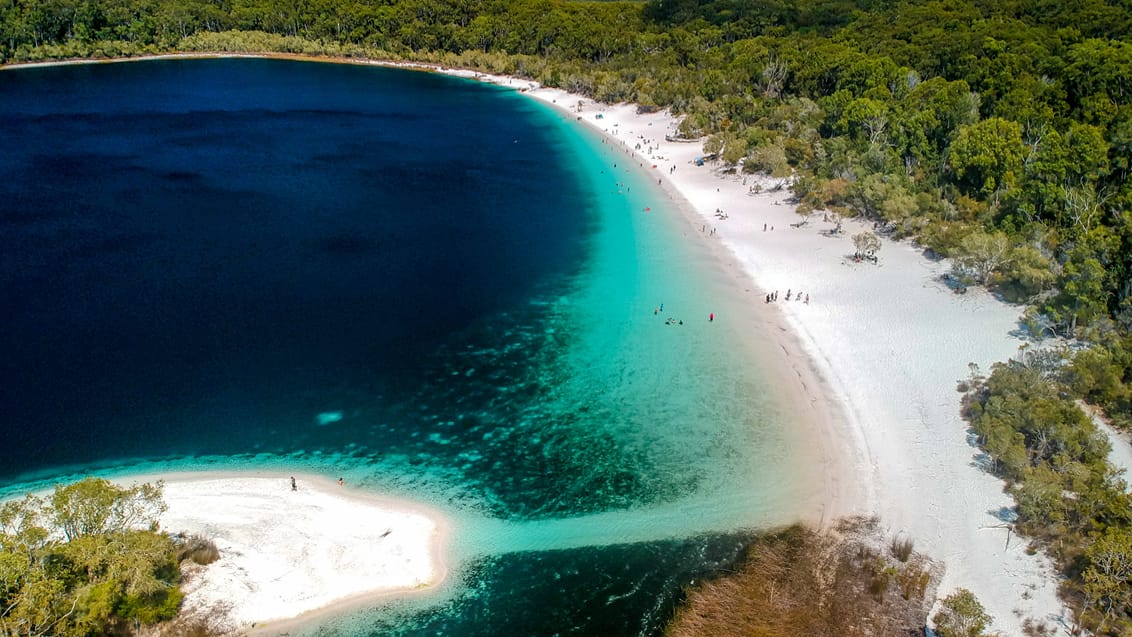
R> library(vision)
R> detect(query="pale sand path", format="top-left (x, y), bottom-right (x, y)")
top-left (141, 472), bottom-right (449, 635)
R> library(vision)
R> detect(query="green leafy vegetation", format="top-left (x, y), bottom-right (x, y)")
top-left (933, 588), bottom-right (993, 637)
top-left (6, 0), bottom-right (1132, 630)
top-left (0, 478), bottom-right (190, 637)
top-left (966, 357), bottom-right (1132, 634)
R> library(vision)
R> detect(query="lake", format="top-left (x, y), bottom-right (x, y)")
top-left (0, 57), bottom-right (813, 635)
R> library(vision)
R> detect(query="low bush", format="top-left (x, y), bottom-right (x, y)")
top-left (665, 518), bottom-right (939, 637)
top-left (891, 535), bottom-right (915, 562)
top-left (174, 534), bottom-right (220, 566)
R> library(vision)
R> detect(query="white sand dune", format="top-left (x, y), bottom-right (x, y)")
top-left (151, 473), bottom-right (448, 634)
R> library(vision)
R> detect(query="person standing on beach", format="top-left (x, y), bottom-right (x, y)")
top-left (290, 476), bottom-right (297, 491)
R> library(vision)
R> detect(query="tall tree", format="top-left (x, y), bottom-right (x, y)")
top-left (49, 478), bottom-right (166, 541)
top-left (949, 117), bottom-right (1025, 201)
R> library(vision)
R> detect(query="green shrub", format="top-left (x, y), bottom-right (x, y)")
top-left (933, 588), bottom-right (991, 637)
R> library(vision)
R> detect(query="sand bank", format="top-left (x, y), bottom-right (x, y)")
top-left (144, 472), bottom-right (448, 635)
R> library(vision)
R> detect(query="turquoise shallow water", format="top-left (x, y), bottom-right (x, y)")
top-left (0, 59), bottom-right (814, 635)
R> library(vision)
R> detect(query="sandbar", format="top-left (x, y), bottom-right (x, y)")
top-left (144, 471), bottom-right (448, 635)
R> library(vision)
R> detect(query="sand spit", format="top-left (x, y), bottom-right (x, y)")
top-left (150, 472), bottom-right (448, 635)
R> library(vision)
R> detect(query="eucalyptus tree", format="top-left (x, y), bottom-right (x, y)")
top-left (0, 478), bottom-right (182, 637)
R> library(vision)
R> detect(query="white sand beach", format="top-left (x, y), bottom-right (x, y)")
top-left (1, 53), bottom-right (1081, 632)
top-left (477, 79), bottom-right (1071, 633)
top-left (150, 472), bottom-right (448, 635)
top-left (131, 59), bottom-right (1073, 632)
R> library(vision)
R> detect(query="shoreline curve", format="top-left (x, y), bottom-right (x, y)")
top-left (3, 51), bottom-right (1069, 634)
top-left (143, 471), bottom-right (449, 636)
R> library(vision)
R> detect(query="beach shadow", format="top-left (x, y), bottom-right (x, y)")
top-left (1008, 318), bottom-right (1060, 343)
top-left (986, 287), bottom-right (1018, 304)
top-left (966, 429), bottom-right (981, 449)
top-left (1008, 326), bottom-right (1034, 340)
top-left (938, 273), bottom-right (968, 294)
top-left (921, 247), bottom-right (944, 262)
top-left (987, 506), bottom-right (1018, 524)
top-left (971, 452), bottom-right (997, 474)
top-left (967, 428), bottom-right (1001, 475)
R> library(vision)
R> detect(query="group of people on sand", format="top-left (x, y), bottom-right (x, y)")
top-left (765, 289), bottom-right (809, 304)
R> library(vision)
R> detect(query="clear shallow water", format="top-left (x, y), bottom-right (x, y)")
top-left (0, 59), bottom-right (812, 635)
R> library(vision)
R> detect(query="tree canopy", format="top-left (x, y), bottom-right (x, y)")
top-left (0, 478), bottom-right (182, 637)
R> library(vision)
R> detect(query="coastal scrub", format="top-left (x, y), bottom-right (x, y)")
top-left (0, 478), bottom-right (184, 636)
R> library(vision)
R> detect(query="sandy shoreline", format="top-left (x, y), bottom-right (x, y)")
top-left (3, 51), bottom-right (1072, 632)
top-left (135, 471), bottom-right (449, 635)
top-left (441, 63), bottom-right (1067, 630)
top-left (507, 90), bottom-right (1067, 632)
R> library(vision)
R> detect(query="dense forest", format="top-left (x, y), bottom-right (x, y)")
top-left (5, 0), bottom-right (1132, 632)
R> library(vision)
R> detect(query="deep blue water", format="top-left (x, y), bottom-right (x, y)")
top-left (1, 59), bottom-right (591, 481)
top-left (327, 532), bottom-right (753, 637)
top-left (0, 58), bottom-right (810, 636)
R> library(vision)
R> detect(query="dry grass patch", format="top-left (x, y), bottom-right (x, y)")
top-left (173, 533), bottom-right (221, 566)
top-left (665, 517), bottom-right (940, 637)
top-left (891, 535), bottom-right (915, 563)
